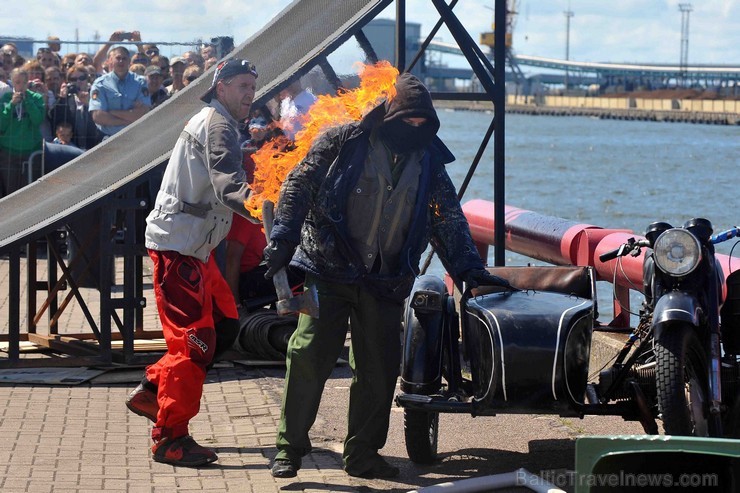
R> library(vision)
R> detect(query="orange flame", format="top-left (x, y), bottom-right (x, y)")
top-left (245, 61), bottom-right (400, 220)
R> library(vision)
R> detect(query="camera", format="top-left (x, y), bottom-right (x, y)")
top-left (67, 84), bottom-right (79, 95)
top-left (121, 32), bottom-right (134, 40)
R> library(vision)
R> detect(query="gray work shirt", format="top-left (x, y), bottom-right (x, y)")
top-left (346, 132), bottom-right (422, 274)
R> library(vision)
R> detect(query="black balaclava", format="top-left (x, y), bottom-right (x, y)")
top-left (378, 73), bottom-right (440, 154)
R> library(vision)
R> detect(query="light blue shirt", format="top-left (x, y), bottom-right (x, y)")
top-left (88, 71), bottom-right (150, 136)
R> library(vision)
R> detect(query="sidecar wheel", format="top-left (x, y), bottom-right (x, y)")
top-left (655, 324), bottom-right (711, 436)
top-left (404, 409), bottom-right (439, 464)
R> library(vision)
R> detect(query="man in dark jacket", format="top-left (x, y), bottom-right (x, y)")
top-left (264, 73), bottom-right (508, 479)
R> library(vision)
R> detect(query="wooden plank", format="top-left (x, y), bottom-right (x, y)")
top-left (27, 333), bottom-right (102, 356)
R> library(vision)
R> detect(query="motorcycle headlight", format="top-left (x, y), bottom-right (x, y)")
top-left (653, 228), bottom-right (702, 277)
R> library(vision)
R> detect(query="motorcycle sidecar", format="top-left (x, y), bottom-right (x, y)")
top-left (396, 266), bottom-right (596, 464)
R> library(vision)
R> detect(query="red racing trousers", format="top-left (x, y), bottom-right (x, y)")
top-left (145, 249), bottom-right (238, 441)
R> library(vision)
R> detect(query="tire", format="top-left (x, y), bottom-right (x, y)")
top-left (404, 409), bottom-right (439, 464)
top-left (655, 324), bottom-right (711, 436)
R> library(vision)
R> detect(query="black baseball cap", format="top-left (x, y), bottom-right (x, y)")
top-left (200, 58), bottom-right (258, 103)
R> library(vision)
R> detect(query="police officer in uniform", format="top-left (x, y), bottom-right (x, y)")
top-left (88, 46), bottom-right (150, 138)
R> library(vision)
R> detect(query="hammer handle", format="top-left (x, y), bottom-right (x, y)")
top-left (262, 200), bottom-right (293, 302)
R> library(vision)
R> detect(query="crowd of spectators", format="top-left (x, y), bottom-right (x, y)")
top-left (0, 31), bottom-right (221, 198)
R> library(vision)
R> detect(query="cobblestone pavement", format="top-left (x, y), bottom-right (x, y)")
top-left (0, 255), bottom-right (412, 492)
top-left (0, 363), bottom-right (413, 493)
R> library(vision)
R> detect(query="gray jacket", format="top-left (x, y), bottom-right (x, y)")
top-left (145, 100), bottom-right (255, 262)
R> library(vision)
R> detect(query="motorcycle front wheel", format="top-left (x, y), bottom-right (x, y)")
top-left (404, 409), bottom-right (439, 464)
top-left (655, 324), bottom-right (712, 436)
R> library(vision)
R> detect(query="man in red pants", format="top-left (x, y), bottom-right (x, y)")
top-left (125, 59), bottom-right (259, 467)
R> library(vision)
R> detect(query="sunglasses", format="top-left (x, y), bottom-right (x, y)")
top-left (37, 47), bottom-right (52, 54)
top-left (69, 74), bottom-right (88, 82)
top-left (234, 60), bottom-right (258, 78)
top-left (246, 63), bottom-right (258, 77)
top-left (185, 75), bottom-right (199, 82)
top-left (145, 49), bottom-right (159, 56)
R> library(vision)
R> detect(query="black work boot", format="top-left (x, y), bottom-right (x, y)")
top-left (271, 458), bottom-right (299, 478)
top-left (346, 455), bottom-right (400, 479)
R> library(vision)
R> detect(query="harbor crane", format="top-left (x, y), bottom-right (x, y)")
top-left (479, 0), bottom-right (525, 84)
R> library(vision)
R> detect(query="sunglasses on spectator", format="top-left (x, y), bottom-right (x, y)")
top-left (69, 74), bottom-right (88, 82)
top-left (145, 49), bottom-right (159, 56)
top-left (37, 47), bottom-right (52, 54)
top-left (185, 75), bottom-right (199, 82)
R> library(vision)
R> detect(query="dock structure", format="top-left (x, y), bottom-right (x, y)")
top-left (425, 41), bottom-right (740, 94)
top-left (505, 105), bottom-right (739, 125)
top-left (434, 98), bottom-right (740, 125)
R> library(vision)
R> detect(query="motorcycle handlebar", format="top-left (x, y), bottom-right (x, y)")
top-left (711, 227), bottom-right (740, 245)
top-left (599, 247), bottom-right (622, 262)
top-left (598, 238), bottom-right (651, 263)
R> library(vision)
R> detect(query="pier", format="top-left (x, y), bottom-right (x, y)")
top-left (435, 95), bottom-right (740, 125)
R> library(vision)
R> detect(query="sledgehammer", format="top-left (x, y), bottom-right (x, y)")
top-left (262, 200), bottom-right (320, 318)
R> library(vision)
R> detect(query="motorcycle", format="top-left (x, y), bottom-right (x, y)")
top-left (394, 218), bottom-right (740, 464)
top-left (597, 218), bottom-right (740, 437)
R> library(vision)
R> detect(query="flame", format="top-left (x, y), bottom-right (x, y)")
top-left (245, 61), bottom-right (399, 220)
top-left (432, 201), bottom-right (442, 218)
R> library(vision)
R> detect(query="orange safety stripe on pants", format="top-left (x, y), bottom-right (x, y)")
top-left (145, 250), bottom-right (238, 438)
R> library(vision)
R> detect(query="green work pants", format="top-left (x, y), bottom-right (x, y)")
top-left (274, 273), bottom-right (404, 473)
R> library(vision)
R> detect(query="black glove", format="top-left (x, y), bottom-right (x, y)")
top-left (461, 268), bottom-right (512, 289)
top-left (263, 239), bottom-right (297, 279)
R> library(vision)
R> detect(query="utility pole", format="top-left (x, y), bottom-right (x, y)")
top-left (678, 3), bottom-right (692, 87)
top-left (563, 8), bottom-right (574, 92)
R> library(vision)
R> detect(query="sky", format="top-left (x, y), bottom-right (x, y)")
top-left (1, 0), bottom-right (738, 72)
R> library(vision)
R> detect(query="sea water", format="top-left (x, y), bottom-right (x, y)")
top-left (428, 110), bottom-right (740, 321)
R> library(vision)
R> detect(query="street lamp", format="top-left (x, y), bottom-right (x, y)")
top-left (678, 3), bottom-right (692, 86)
top-left (564, 9), bottom-right (574, 91)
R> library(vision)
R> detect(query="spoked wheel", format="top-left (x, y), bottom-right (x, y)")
top-left (403, 409), bottom-right (439, 464)
top-left (655, 324), bottom-right (712, 436)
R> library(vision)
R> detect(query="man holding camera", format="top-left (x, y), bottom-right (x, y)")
top-left (49, 67), bottom-right (100, 150)
top-left (0, 67), bottom-right (45, 197)
top-left (88, 46), bottom-right (150, 138)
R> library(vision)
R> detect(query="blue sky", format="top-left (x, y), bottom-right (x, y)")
top-left (2, 0), bottom-right (738, 70)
